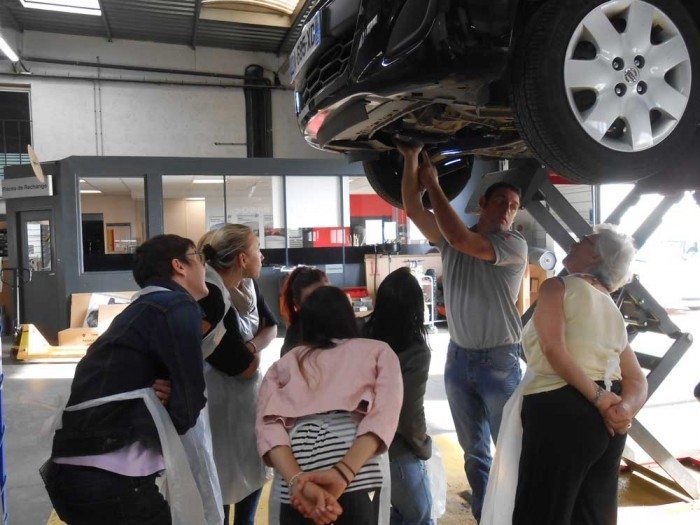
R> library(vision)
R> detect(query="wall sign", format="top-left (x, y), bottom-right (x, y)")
top-left (1, 176), bottom-right (53, 199)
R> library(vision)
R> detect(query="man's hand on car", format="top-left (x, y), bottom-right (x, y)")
top-left (394, 139), bottom-right (422, 162)
top-left (418, 150), bottom-right (439, 190)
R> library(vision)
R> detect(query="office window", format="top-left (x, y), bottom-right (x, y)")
top-left (225, 176), bottom-right (286, 265)
top-left (163, 175), bottom-right (225, 245)
top-left (25, 219), bottom-right (51, 272)
top-left (80, 177), bottom-right (145, 271)
top-left (286, 176), bottom-right (346, 265)
top-left (342, 176), bottom-right (403, 247)
top-left (0, 90), bottom-right (31, 177)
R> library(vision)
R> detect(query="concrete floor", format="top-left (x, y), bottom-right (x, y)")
top-left (4, 316), bottom-right (700, 525)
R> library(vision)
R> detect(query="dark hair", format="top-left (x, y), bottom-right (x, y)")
top-left (363, 267), bottom-right (427, 353)
top-left (132, 234), bottom-right (195, 287)
top-left (280, 266), bottom-right (329, 327)
top-left (300, 286), bottom-right (359, 348)
top-left (484, 182), bottom-right (521, 203)
top-left (297, 286), bottom-right (359, 382)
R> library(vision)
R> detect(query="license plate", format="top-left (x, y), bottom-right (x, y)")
top-left (289, 10), bottom-right (322, 82)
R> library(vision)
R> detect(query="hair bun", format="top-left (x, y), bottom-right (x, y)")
top-left (201, 243), bottom-right (217, 263)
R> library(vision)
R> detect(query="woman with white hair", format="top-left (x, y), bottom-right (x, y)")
top-left (482, 225), bottom-right (648, 525)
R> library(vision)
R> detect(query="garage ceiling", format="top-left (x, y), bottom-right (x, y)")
top-left (0, 0), bottom-right (320, 54)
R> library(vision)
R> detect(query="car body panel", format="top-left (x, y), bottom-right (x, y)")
top-left (293, 0), bottom-right (520, 157)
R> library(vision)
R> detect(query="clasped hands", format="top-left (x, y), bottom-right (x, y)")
top-left (289, 467), bottom-right (352, 525)
top-left (594, 390), bottom-right (634, 436)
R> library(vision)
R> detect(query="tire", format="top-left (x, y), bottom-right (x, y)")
top-left (512, 0), bottom-right (700, 184)
top-left (363, 151), bottom-right (472, 209)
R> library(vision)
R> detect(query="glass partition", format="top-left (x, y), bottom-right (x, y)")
top-left (80, 177), bottom-right (145, 271)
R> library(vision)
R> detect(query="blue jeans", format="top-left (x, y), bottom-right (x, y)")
top-left (444, 341), bottom-right (522, 522)
top-left (223, 488), bottom-right (262, 525)
top-left (390, 453), bottom-right (434, 525)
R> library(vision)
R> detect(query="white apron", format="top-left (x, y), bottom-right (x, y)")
top-left (44, 286), bottom-right (223, 524)
top-left (202, 267), bottom-right (270, 504)
top-left (482, 361), bottom-right (620, 525)
top-left (53, 388), bottom-right (223, 525)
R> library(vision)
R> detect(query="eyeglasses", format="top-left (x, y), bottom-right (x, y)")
top-left (184, 250), bottom-right (205, 263)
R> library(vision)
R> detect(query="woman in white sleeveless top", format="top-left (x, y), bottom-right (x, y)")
top-left (483, 225), bottom-right (648, 525)
top-left (197, 224), bottom-right (278, 525)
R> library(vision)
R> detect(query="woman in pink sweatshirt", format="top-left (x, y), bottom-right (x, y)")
top-left (256, 286), bottom-right (404, 525)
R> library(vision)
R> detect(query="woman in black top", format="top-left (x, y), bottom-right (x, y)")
top-left (279, 266), bottom-right (328, 357)
top-left (198, 224), bottom-right (278, 525)
top-left (363, 267), bottom-right (434, 525)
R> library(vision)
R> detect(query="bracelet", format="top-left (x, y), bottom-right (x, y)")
top-left (246, 340), bottom-right (257, 354)
top-left (332, 464), bottom-right (352, 486)
top-left (288, 471), bottom-right (303, 490)
top-left (338, 460), bottom-right (356, 477)
top-left (592, 384), bottom-right (604, 406)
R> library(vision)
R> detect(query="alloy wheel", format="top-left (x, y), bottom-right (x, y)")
top-left (564, 0), bottom-right (692, 152)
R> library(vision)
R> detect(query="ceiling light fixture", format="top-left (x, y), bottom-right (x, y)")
top-left (193, 179), bottom-right (225, 184)
top-left (0, 35), bottom-right (19, 63)
top-left (19, 0), bottom-right (101, 16)
top-left (80, 189), bottom-right (102, 194)
top-left (186, 197), bottom-right (206, 201)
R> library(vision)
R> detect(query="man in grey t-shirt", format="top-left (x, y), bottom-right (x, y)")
top-left (399, 145), bottom-right (527, 523)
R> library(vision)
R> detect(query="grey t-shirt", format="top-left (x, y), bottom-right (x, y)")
top-left (440, 229), bottom-right (528, 349)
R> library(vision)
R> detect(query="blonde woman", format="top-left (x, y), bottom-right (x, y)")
top-left (198, 224), bottom-right (277, 525)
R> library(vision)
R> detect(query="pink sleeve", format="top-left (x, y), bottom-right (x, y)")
top-left (255, 362), bottom-right (291, 463)
top-left (356, 345), bottom-right (404, 453)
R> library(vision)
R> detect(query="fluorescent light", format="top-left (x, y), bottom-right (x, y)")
top-left (193, 179), bottom-right (224, 184)
top-left (80, 189), bottom-right (102, 194)
top-left (186, 197), bottom-right (206, 201)
top-left (19, 0), bottom-right (101, 16)
top-left (79, 179), bottom-right (86, 183)
top-left (0, 35), bottom-right (19, 63)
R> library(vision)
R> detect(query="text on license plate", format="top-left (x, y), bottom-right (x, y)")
top-left (289, 11), bottom-right (322, 82)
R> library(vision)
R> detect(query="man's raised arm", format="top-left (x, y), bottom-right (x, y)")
top-left (398, 144), bottom-right (442, 244)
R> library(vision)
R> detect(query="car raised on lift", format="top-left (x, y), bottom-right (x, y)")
top-left (289, 0), bottom-right (700, 205)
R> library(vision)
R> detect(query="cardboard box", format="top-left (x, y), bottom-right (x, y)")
top-left (58, 327), bottom-right (102, 347)
top-left (69, 291), bottom-right (135, 328)
top-left (97, 303), bottom-right (129, 331)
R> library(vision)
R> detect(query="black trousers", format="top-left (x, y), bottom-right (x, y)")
top-left (513, 383), bottom-right (626, 525)
top-left (41, 462), bottom-right (171, 525)
top-left (280, 487), bottom-right (382, 525)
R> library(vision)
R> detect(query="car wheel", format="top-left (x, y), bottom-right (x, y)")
top-left (512, 0), bottom-right (700, 184)
top-left (363, 151), bottom-right (473, 209)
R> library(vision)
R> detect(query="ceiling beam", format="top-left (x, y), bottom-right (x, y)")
top-left (277, 0), bottom-right (315, 55)
top-left (192, 0), bottom-right (202, 50)
top-left (96, 0), bottom-right (113, 42)
top-left (0, 4), bottom-right (23, 33)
